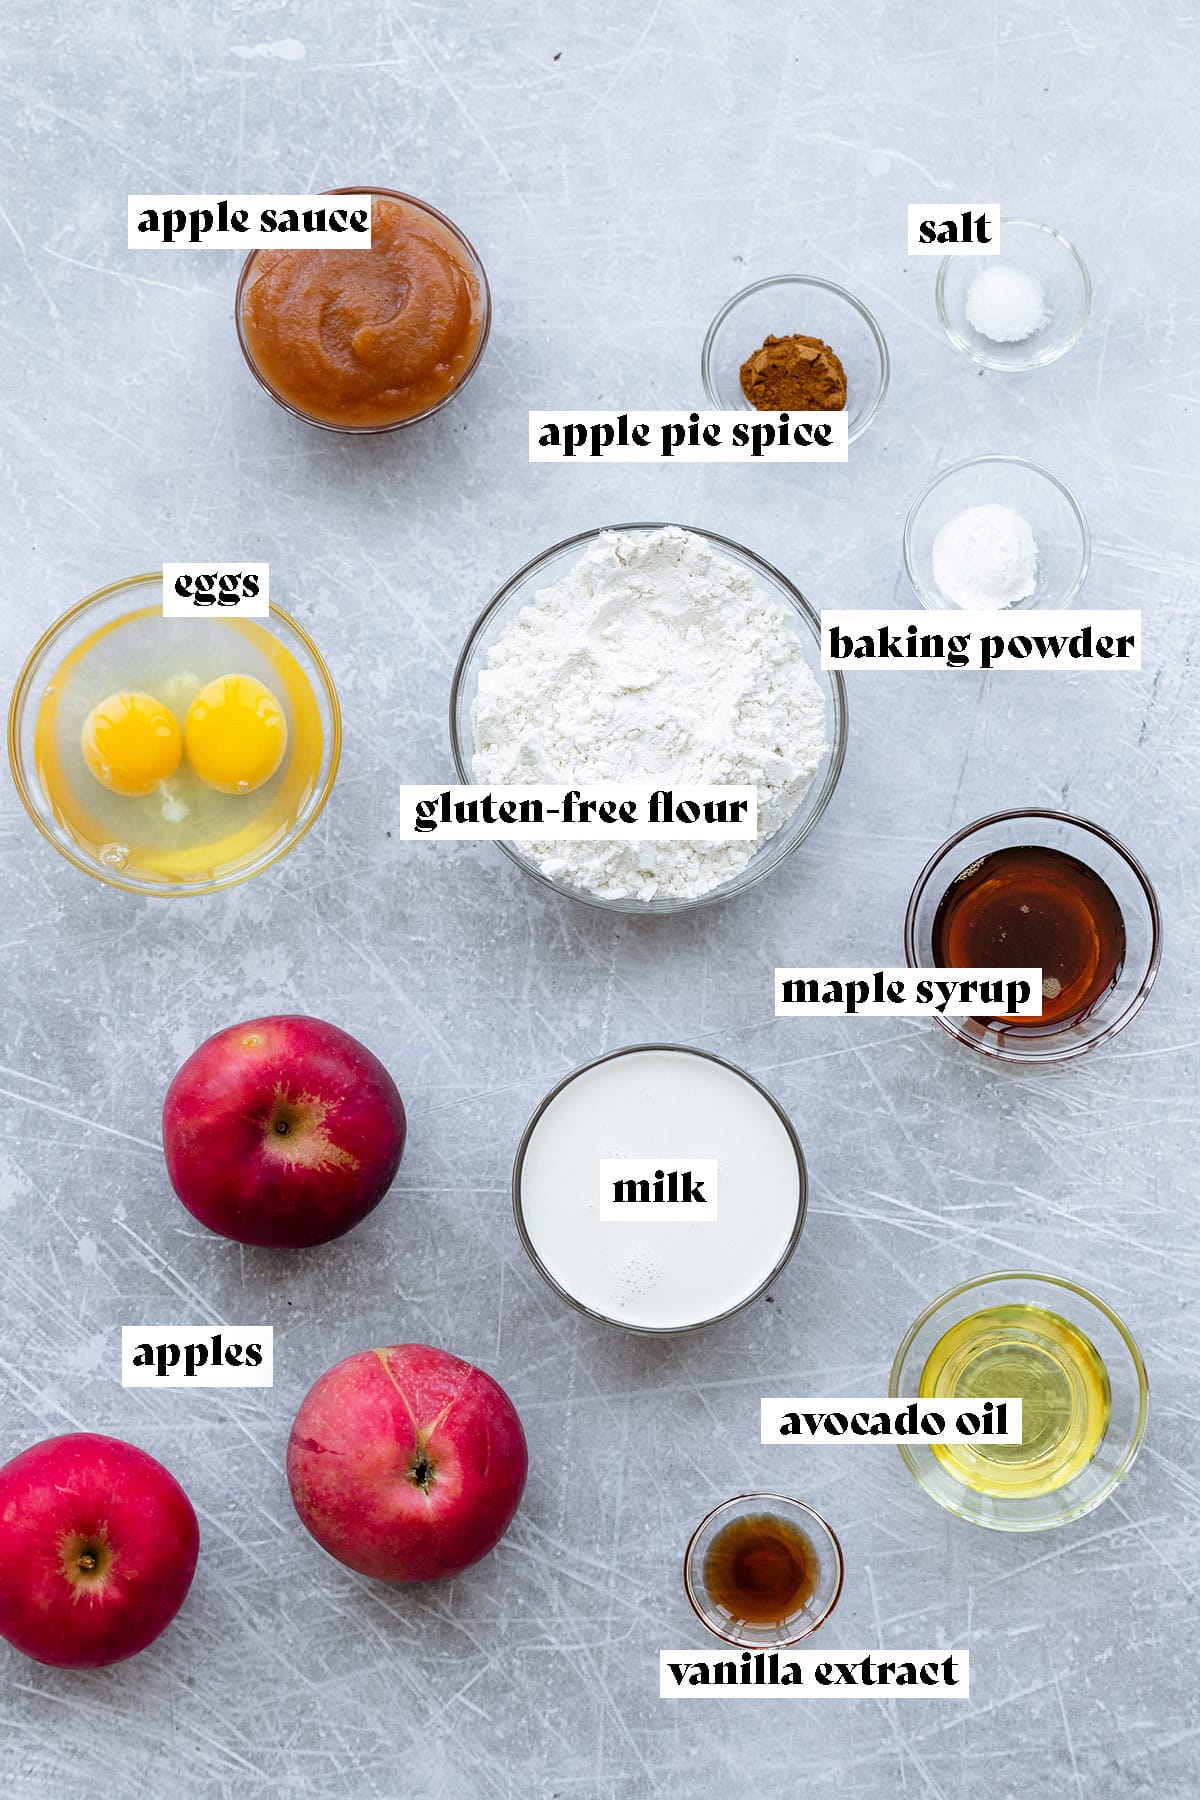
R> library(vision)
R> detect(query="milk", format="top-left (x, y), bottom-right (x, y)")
top-left (515, 1047), bottom-right (805, 1331)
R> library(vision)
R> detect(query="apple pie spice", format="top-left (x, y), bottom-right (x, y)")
top-left (739, 333), bottom-right (847, 410)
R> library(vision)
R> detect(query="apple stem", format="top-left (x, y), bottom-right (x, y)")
top-left (274, 1119), bottom-right (290, 1135)
top-left (410, 1452), bottom-right (434, 1491)
top-left (78, 1550), bottom-right (97, 1572)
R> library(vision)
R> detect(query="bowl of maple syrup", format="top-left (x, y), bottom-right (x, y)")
top-left (683, 1494), bottom-right (844, 1649)
top-left (904, 809), bottom-right (1161, 1064)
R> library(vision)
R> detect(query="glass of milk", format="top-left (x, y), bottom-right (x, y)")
top-left (513, 1044), bottom-right (808, 1333)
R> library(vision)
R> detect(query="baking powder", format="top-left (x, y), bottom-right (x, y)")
top-left (931, 504), bottom-right (1039, 609)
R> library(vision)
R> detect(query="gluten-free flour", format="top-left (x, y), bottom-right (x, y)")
top-left (471, 527), bottom-right (828, 901)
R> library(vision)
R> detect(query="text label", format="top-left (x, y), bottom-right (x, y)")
top-left (162, 563), bottom-right (270, 618)
top-left (122, 1326), bottom-right (273, 1387)
top-left (398, 786), bottom-right (757, 841)
top-left (760, 1396), bottom-right (1023, 1444)
top-left (598, 1159), bottom-right (720, 1223)
top-left (661, 1649), bottom-right (969, 1698)
top-left (907, 203), bottom-right (999, 255)
top-left (128, 195), bottom-right (372, 248)
top-left (529, 410), bottom-right (848, 463)
top-left (821, 611), bottom-right (1141, 672)
top-left (775, 967), bottom-right (1043, 1018)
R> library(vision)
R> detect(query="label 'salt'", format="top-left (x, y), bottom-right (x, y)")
top-left (122, 1326), bottom-right (273, 1387)
top-left (907, 203), bottom-right (999, 254)
top-left (162, 564), bottom-right (270, 618)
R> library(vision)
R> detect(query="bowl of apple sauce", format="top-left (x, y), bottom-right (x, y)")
top-left (236, 187), bottom-right (491, 433)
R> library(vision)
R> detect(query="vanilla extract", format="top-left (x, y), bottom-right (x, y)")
top-left (701, 1512), bottom-right (819, 1630)
top-left (932, 843), bottom-right (1126, 1031)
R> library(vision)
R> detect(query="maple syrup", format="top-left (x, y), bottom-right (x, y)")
top-left (701, 1511), bottom-right (819, 1628)
top-left (932, 844), bottom-right (1125, 1032)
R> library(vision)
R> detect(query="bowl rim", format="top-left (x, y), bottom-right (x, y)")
top-left (449, 520), bottom-right (849, 913)
top-left (888, 1268), bottom-right (1150, 1532)
top-left (902, 806), bottom-right (1162, 1064)
top-left (700, 272), bottom-right (890, 441)
top-left (901, 452), bottom-right (1091, 611)
top-left (7, 571), bottom-right (342, 896)
top-left (683, 1491), bottom-right (846, 1647)
top-left (935, 218), bottom-right (1092, 370)
top-left (510, 1041), bottom-right (809, 1335)
top-left (234, 185), bottom-right (492, 434)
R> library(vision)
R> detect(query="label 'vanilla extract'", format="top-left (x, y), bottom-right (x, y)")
top-left (931, 843), bottom-right (1126, 1031)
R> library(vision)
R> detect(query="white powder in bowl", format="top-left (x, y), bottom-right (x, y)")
top-left (470, 526), bottom-right (829, 902)
top-left (931, 503), bottom-right (1039, 608)
top-left (965, 264), bottom-right (1048, 343)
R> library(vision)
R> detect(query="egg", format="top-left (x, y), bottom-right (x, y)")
top-left (80, 691), bottom-right (182, 796)
top-left (185, 673), bottom-right (288, 795)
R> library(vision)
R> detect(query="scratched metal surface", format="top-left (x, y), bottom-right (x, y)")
top-left (1, 2), bottom-right (1197, 1795)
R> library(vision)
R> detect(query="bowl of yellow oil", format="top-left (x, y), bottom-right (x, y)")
top-left (890, 1272), bottom-right (1148, 1531)
top-left (8, 574), bottom-right (340, 895)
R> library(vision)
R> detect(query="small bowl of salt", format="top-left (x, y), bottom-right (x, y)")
top-left (936, 219), bottom-right (1090, 371)
top-left (903, 454), bottom-right (1091, 612)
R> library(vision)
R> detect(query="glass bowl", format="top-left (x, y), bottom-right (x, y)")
top-left (890, 1272), bottom-right (1149, 1532)
top-left (512, 1044), bottom-right (808, 1335)
top-left (903, 455), bottom-right (1090, 611)
top-left (8, 573), bottom-right (341, 896)
top-left (235, 186), bottom-right (491, 434)
top-left (937, 219), bottom-right (1090, 371)
top-left (701, 275), bottom-right (889, 442)
top-left (450, 523), bottom-right (847, 914)
top-left (904, 808), bottom-right (1161, 1065)
top-left (684, 1494), bottom-right (845, 1648)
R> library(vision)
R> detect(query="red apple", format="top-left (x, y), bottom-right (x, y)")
top-left (163, 1015), bottom-right (406, 1248)
top-left (287, 1344), bottom-right (527, 1581)
top-left (0, 1433), bottom-right (199, 1668)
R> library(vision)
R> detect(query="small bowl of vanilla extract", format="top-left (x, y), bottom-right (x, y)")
top-left (904, 809), bottom-right (1161, 1064)
top-left (683, 1494), bottom-right (844, 1649)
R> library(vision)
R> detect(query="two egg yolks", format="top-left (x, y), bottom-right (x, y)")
top-left (80, 675), bottom-right (287, 798)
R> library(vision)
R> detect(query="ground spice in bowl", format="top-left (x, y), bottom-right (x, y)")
top-left (739, 334), bottom-right (847, 410)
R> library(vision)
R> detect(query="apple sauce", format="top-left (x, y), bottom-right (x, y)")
top-left (238, 188), bottom-right (489, 430)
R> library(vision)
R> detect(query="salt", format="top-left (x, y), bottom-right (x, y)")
top-left (965, 264), bottom-right (1048, 343)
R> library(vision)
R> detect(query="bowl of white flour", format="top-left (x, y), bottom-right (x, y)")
top-left (450, 523), bottom-right (847, 911)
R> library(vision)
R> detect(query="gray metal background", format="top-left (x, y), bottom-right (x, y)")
top-left (1, 2), bottom-right (1196, 1794)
